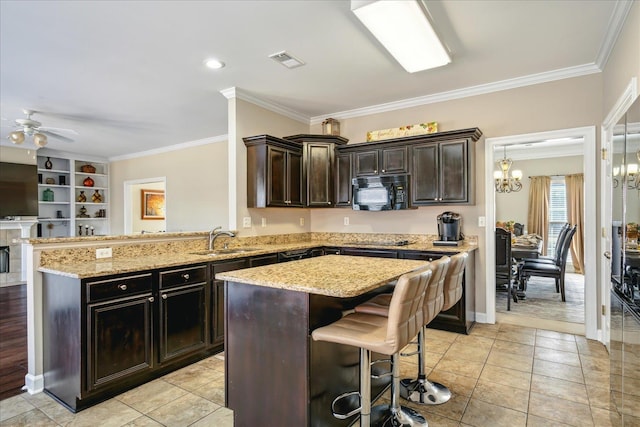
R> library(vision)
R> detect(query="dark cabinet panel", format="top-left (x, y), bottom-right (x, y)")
top-left (88, 294), bottom-right (154, 391)
top-left (354, 147), bottom-right (407, 177)
top-left (249, 253), bottom-right (278, 267)
top-left (411, 139), bottom-right (470, 205)
top-left (335, 152), bottom-right (353, 207)
top-left (244, 135), bottom-right (303, 208)
top-left (211, 258), bottom-right (250, 346)
top-left (158, 283), bottom-right (207, 364)
top-left (304, 142), bottom-right (334, 207)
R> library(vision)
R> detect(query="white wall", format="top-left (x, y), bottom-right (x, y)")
top-left (109, 140), bottom-right (228, 234)
top-left (0, 146), bottom-right (37, 164)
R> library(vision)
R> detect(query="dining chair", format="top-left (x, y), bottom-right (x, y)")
top-left (495, 228), bottom-right (517, 310)
top-left (519, 224), bottom-right (577, 302)
top-left (521, 222), bottom-right (569, 264)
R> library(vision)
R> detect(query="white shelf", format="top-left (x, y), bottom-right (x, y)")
top-left (37, 155), bottom-right (110, 237)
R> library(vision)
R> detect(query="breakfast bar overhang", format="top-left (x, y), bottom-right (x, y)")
top-left (216, 255), bottom-right (428, 427)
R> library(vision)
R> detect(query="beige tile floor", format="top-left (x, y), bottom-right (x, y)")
top-left (0, 323), bottom-right (617, 427)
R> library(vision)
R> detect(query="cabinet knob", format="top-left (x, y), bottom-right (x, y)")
top-left (327, 201), bottom-right (331, 205)
top-left (148, 297), bottom-right (154, 302)
top-left (374, 170), bottom-right (378, 174)
top-left (381, 169), bottom-right (385, 173)
top-left (604, 251), bottom-right (611, 259)
top-left (118, 284), bottom-right (127, 291)
top-left (162, 294), bottom-right (168, 300)
top-left (181, 273), bottom-right (190, 280)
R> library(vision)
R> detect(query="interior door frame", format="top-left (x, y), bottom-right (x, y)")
top-left (600, 77), bottom-right (638, 348)
top-left (123, 176), bottom-right (167, 234)
top-left (484, 126), bottom-right (597, 340)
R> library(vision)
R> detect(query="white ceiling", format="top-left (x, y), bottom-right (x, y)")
top-left (0, 0), bottom-right (630, 159)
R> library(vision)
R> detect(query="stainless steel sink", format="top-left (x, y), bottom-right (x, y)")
top-left (191, 248), bottom-right (260, 256)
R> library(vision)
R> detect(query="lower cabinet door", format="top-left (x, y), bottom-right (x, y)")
top-left (88, 294), bottom-right (154, 391)
top-left (159, 283), bottom-right (207, 364)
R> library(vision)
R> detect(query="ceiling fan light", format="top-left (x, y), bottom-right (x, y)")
top-left (33, 133), bottom-right (48, 147)
top-left (9, 130), bottom-right (25, 144)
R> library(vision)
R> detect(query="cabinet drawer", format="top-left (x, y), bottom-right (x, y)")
top-left (87, 273), bottom-right (153, 303)
top-left (160, 265), bottom-right (207, 289)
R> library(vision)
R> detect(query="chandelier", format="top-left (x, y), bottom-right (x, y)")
top-left (494, 146), bottom-right (523, 193)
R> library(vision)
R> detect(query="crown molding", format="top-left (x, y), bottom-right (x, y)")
top-left (109, 134), bottom-right (228, 162)
top-left (220, 87), bottom-right (309, 124)
top-left (310, 63), bottom-right (602, 124)
top-left (595, 0), bottom-right (634, 69)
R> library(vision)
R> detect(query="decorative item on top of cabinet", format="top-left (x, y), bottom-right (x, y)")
top-left (77, 190), bottom-right (86, 202)
top-left (83, 176), bottom-right (94, 187)
top-left (244, 134), bottom-right (304, 208)
top-left (284, 134), bottom-right (348, 207)
top-left (80, 164), bottom-right (96, 173)
top-left (321, 118), bottom-right (340, 136)
top-left (367, 121), bottom-right (438, 142)
top-left (91, 190), bottom-right (102, 203)
top-left (44, 157), bottom-right (53, 169)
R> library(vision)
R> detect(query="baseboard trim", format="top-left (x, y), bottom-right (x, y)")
top-left (24, 374), bottom-right (44, 394)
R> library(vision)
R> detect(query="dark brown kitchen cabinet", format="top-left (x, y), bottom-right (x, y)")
top-left (211, 258), bottom-right (249, 347)
top-left (158, 265), bottom-right (208, 364)
top-left (284, 134), bottom-right (349, 208)
top-left (411, 138), bottom-right (472, 205)
top-left (399, 250), bottom-right (474, 334)
top-left (354, 146), bottom-right (407, 177)
top-left (244, 135), bottom-right (303, 208)
top-left (335, 152), bottom-right (353, 207)
top-left (43, 271), bottom-right (156, 412)
top-left (88, 275), bottom-right (154, 391)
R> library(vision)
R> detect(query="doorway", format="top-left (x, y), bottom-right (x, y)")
top-left (124, 177), bottom-right (167, 234)
top-left (484, 127), bottom-right (597, 339)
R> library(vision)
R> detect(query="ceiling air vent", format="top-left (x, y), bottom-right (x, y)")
top-left (269, 51), bottom-right (305, 69)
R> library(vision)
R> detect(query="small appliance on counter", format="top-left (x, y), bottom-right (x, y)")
top-left (434, 211), bottom-right (464, 246)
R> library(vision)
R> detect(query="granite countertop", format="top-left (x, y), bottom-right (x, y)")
top-left (215, 255), bottom-right (428, 297)
top-left (38, 240), bottom-right (477, 279)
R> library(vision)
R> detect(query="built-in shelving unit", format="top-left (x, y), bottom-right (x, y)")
top-left (37, 155), bottom-right (109, 237)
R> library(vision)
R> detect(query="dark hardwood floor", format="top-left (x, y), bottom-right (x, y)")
top-left (0, 284), bottom-right (27, 400)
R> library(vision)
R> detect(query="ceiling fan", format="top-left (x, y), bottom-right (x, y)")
top-left (2, 109), bottom-right (78, 147)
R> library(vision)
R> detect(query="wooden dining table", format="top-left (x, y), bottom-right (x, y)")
top-left (510, 237), bottom-right (543, 298)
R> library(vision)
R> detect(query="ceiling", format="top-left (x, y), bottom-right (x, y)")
top-left (0, 1), bottom-right (629, 160)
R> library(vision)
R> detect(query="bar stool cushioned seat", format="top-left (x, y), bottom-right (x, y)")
top-left (312, 265), bottom-right (433, 427)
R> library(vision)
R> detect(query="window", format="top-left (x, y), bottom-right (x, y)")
top-left (548, 177), bottom-right (567, 259)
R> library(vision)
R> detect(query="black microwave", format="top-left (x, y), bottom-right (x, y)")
top-left (352, 175), bottom-right (411, 211)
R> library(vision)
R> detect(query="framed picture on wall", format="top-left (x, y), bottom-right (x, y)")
top-left (141, 189), bottom-right (165, 220)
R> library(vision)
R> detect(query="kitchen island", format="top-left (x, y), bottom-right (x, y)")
top-left (216, 255), bottom-right (428, 427)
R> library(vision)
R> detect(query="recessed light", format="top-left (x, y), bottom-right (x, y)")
top-left (204, 58), bottom-right (225, 69)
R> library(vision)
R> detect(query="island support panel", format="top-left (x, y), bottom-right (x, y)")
top-left (225, 281), bottom-right (391, 427)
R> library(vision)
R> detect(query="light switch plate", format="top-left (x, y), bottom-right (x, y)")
top-left (478, 216), bottom-right (486, 227)
top-left (344, 217), bottom-right (350, 226)
top-left (96, 248), bottom-right (112, 259)
top-left (299, 217), bottom-right (304, 226)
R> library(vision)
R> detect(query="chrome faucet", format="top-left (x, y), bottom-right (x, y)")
top-left (209, 227), bottom-right (236, 250)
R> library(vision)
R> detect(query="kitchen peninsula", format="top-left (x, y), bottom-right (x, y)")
top-left (28, 231), bottom-right (476, 412)
top-left (216, 255), bottom-right (429, 427)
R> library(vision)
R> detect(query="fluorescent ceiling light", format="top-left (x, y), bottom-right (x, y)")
top-left (351, 0), bottom-right (450, 73)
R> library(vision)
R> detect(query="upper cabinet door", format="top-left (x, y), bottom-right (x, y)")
top-left (381, 147), bottom-right (408, 175)
top-left (287, 150), bottom-right (304, 207)
top-left (411, 143), bottom-right (439, 203)
top-left (335, 153), bottom-right (353, 207)
top-left (267, 146), bottom-right (288, 207)
top-left (439, 140), bottom-right (468, 202)
top-left (354, 150), bottom-right (379, 177)
top-left (305, 143), bottom-right (334, 207)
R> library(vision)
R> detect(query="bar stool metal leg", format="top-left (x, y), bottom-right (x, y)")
top-left (372, 352), bottom-right (427, 427)
top-left (361, 348), bottom-right (372, 426)
top-left (400, 327), bottom-right (452, 405)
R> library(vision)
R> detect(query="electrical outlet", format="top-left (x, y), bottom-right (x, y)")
top-left (343, 216), bottom-right (350, 226)
top-left (242, 217), bottom-right (252, 228)
top-left (261, 218), bottom-right (267, 227)
top-left (299, 217), bottom-right (304, 226)
top-left (96, 248), bottom-right (112, 259)
top-left (478, 216), bottom-right (486, 227)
